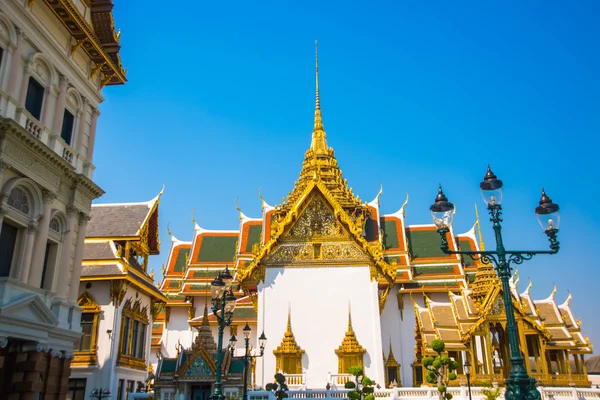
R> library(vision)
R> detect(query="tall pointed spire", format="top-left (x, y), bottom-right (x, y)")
top-left (311, 40), bottom-right (328, 154)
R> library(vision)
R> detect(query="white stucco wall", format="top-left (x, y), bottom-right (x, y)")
top-left (256, 266), bottom-right (384, 389)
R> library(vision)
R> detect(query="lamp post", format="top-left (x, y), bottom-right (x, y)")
top-left (210, 266), bottom-right (237, 400)
top-left (90, 388), bottom-right (111, 400)
top-left (230, 322), bottom-right (267, 400)
top-left (430, 166), bottom-right (560, 400)
top-left (464, 360), bottom-right (472, 400)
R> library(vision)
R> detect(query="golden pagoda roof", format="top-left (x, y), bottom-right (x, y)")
top-left (335, 306), bottom-right (366, 356)
top-left (273, 307), bottom-right (305, 355)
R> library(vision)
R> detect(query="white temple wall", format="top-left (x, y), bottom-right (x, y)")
top-left (164, 307), bottom-right (194, 357)
top-left (398, 292), bottom-right (416, 387)
top-left (257, 266), bottom-right (384, 389)
top-left (380, 284), bottom-right (411, 387)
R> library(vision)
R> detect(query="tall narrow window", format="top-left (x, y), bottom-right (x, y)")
top-left (75, 313), bottom-right (95, 351)
top-left (0, 223), bottom-right (18, 277)
top-left (117, 379), bottom-right (125, 400)
top-left (138, 324), bottom-right (146, 359)
top-left (25, 77), bottom-right (45, 120)
top-left (66, 378), bottom-right (87, 400)
top-left (0, 47), bottom-right (4, 71)
top-left (121, 316), bottom-right (131, 354)
top-left (61, 109), bottom-right (75, 145)
top-left (131, 320), bottom-right (140, 357)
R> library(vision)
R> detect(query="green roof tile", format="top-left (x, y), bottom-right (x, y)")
top-left (193, 270), bottom-right (222, 278)
top-left (406, 229), bottom-right (446, 259)
top-left (413, 265), bottom-right (456, 276)
top-left (174, 248), bottom-right (190, 273)
top-left (458, 239), bottom-right (475, 267)
top-left (169, 280), bottom-right (180, 288)
top-left (245, 225), bottom-right (262, 252)
top-left (364, 214), bottom-right (378, 242)
top-left (160, 359), bottom-right (177, 374)
top-left (233, 307), bottom-right (257, 319)
top-left (229, 359), bottom-right (245, 374)
top-left (382, 219), bottom-right (400, 249)
top-left (197, 236), bottom-right (238, 263)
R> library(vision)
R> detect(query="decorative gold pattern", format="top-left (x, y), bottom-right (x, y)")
top-left (335, 307), bottom-right (366, 373)
top-left (288, 196), bottom-right (346, 238)
top-left (110, 280), bottom-right (127, 306)
top-left (273, 307), bottom-right (304, 374)
top-left (72, 291), bottom-right (101, 366)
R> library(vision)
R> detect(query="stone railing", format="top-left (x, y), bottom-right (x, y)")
top-left (284, 373), bottom-right (307, 389)
top-left (14, 107), bottom-right (47, 141)
top-left (328, 373), bottom-right (353, 387)
top-left (248, 387), bottom-right (600, 400)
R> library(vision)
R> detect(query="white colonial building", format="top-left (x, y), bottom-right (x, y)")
top-left (0, 0), bottom-right (125, 398)
top-left (71, 193), bottom-right (166, 400)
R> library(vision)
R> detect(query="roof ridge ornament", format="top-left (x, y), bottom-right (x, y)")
top-left (311, 40), bottom-right (328, 154)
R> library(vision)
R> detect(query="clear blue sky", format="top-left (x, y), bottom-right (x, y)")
top-left (95, 1), bottom-right (599, 353)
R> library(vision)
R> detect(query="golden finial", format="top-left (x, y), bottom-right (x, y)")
top-left (474, 203), bottom-right (486, 251)
top-left (565, 290), bottom-right (572, 306)
top-left (191, 208), bottom-right (197, 226)
top-left (400, 192), bottom-right (409, 216)
top-left (161, 263), bottom-right (166, 276)
top-left (514, 269), bottom-right (520, 287)
top-left (347, 300), bottom-right (354, 334)
top-left (150, 269), bottom-right (155, 281)
top-left (286, 303), bottom-right (292, 334)
top-left (551, 282), bottom-right (557, 298)
top-left (166, 221), bottom-right (174, 241)
top-left (526, 277), bottom-right (532, 293)
top-left (116, 29), bottom-right (121, 40)
top-left (258, 186), bottom-right (265, 209)
top-left (375, 182), bottom-right (383, 205)
top-left (158, 184), bottom-right (165, 198)
top-left (311, 40), bottom-right (327, 154)
top-left (235, 197), bottom-right (243, 221)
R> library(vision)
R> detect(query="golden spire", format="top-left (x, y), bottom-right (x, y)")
top-left (347, 301), bottom-right (354, 334)
top-left (286, 303), bottom-right (293, 336)
top-left (311, 40), bottom-right (328, 154)
top-left (474, 203), bottom-right (485, 251)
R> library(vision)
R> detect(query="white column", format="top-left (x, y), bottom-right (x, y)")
top-left (28, 190), bottom-right (56, 287)
top-left (86, 108), bottom-right (100, 161)
top-left (41, 86), bottom-right (57, 128)
top-left (69, 212), bottom-right (89, 301)
top-left (18, 60), bottom-right (32, 105)
top-left (18, 222), bottom-right (37, 282)
top-left (7, 29), bottom-right (26, 98)
top-left (75, 97), bottom-right (88, 155)
top-left (51, 76), bottom-right (69, 135)
top-left (54, 206), bottom-right (77, 297)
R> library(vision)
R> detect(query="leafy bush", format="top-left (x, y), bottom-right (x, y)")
top-left (422, 340), bottom-right (458, 400)
top-left (346, 366), bottom-right (376, 400)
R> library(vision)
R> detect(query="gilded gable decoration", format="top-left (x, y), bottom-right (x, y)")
top-left (110, 278), bottom-right (127, 306)
top-left (73, 291), bottom-right (101, 367)
top-left (273, 306), bottom-right (304, 374)
top-left (122, 298), bottom-right (149, 324)
top-left (384, 341), bottom-right (401, 387)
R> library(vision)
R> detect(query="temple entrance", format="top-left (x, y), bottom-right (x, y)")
top-left (191, 385), bottom-right (211, 400)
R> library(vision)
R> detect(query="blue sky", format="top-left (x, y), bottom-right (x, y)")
top-left (95, 1), bottom-right (599, 352)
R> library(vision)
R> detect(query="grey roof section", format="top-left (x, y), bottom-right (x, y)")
top-left (87, 203), bottom-right (152, 237)
top-left (586, 355), bottom-right (600, 374)
top-left (83, 242), bottom-right (117, 260)
top-left (81, 264), bottom-right (124, 276)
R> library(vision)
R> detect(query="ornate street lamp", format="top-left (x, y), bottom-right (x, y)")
top-left (90, 388), bottom-right (110, 400)
top-left (430, 166), bottom-right (560, 400)
top-left (210, 266), bottom-right (237, 400)
top-left (464, 360), bottom-right (472, 400)
top-left (230, 322), bottom-right (267, 400)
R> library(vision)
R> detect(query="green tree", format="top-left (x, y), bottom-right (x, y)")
top-left (265, 373), bottom-right (289, 400)
top-left (345, 366), bottom-right (376, 400)
top-left (422, 340), bottom-right (459, 400)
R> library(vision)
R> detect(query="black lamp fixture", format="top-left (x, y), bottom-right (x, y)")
top-left (464, 360), bottom-right (472, 400)
top-left (90, 388), bottom-right (110, 400)
top-left (233, 322), bottom-right (267, 400)
top-left (430, 165), bottom-right (561, 400)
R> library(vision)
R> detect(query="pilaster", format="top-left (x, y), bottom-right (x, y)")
top-left (51, 75), bottom-right (69, 135)
top-left (17, 222), bottom-right (38, 283)
top-left (28, 190), bottom-right (57, 288)
top-left (86, 107), bottom-right (100, 161)
top-left (68, 212), bottom-right (90, 301)
top-left (7, 29), bottom-right (26, 98)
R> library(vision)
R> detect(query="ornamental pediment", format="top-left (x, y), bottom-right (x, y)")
top-left (284, 195), bottom-right (349, 240)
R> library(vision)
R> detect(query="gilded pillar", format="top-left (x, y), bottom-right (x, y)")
top-left (55, 206), bottom-right (77, 297)
top-left (51, 76), bottom-right (69, 135)
top-left (86, 108), bottom-right (100, 161)
top-left (18, 222), bottom-right (37, 282)
top-left (68, 212), bottom-right (89, 301)
top-left (7, 29), bottom-right (26, 97)
top-left (28, 190), bottom-right (57, 287)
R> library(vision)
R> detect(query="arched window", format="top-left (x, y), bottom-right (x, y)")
top-left (7, 187), bottom-right (31, 216)
top-left (49, 216), bottom-right (60, 233)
